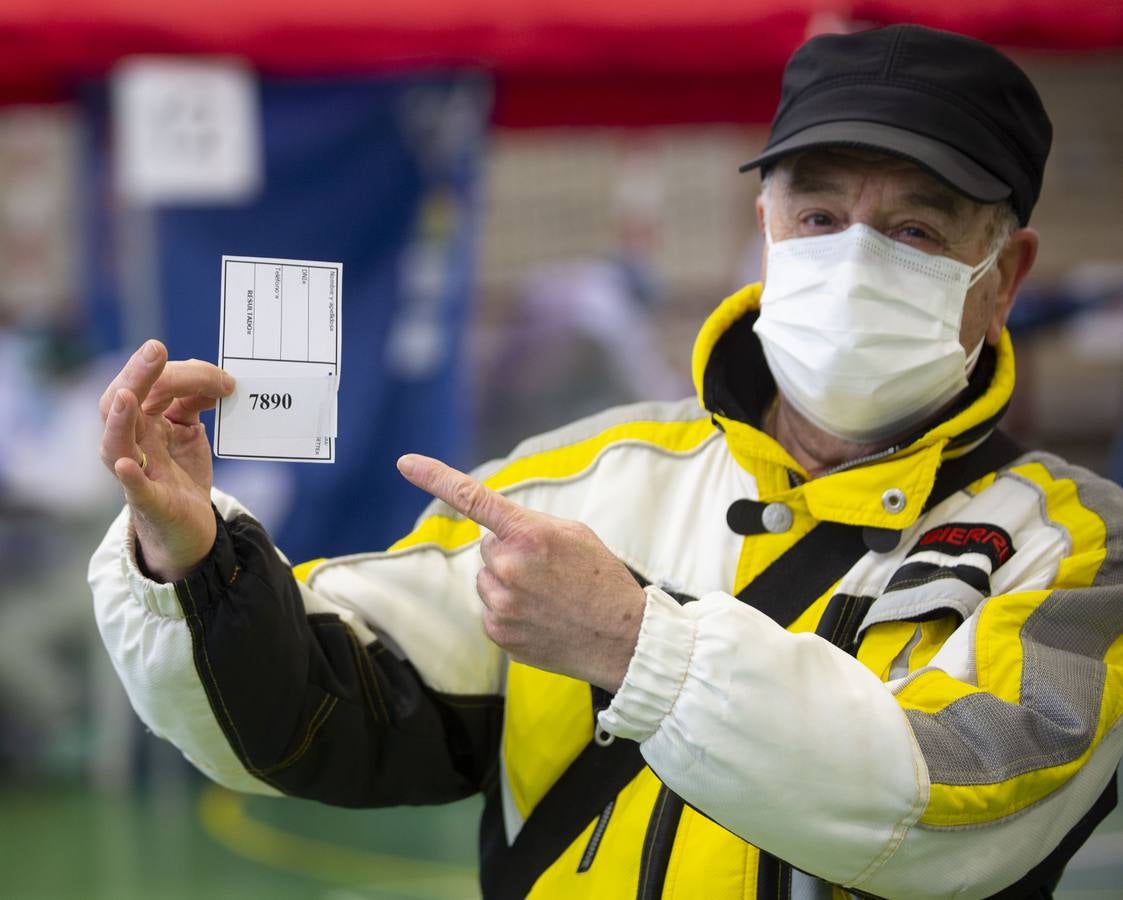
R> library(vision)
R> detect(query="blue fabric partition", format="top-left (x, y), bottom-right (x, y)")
top-left (80, 75), bottom-right (489, 560)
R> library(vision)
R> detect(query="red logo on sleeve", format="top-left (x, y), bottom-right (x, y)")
top-left (912, 522), bottom-right (1015, 568)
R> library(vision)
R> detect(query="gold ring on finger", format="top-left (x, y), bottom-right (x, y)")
top-left (138, 449), bottom-right (148, 470)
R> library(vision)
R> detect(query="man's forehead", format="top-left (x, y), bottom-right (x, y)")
top-left (780, 149), bottom-right (971, 215)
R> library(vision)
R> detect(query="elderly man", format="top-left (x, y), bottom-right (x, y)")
top-left (91, 25), bottom-right (1122, 899)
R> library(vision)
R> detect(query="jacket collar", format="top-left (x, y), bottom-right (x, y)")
top-left (691, 283), bottom-right (1017, 529)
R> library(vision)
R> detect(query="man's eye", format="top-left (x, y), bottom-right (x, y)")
top-left (894, 225), bottom-right (937, 244)
top-left (802, 213), bottom-right (835, 229)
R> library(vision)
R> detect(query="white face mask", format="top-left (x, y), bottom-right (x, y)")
top-left (753, 223), bottom-right (998, 443)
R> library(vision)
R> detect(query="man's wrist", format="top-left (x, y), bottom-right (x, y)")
top-left (593, 582), bottom-right (647, 693)
top-left (135, 542), bottom-right (200, 584)
top-left (598, 585), bottom-right (697, 743)
top-left (131, 513), bottom-right (218, 584)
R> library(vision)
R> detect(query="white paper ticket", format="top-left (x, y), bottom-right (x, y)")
top-left (214, 256), bottom-right (342, 463)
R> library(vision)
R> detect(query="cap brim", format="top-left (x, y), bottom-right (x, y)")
top-left (738, 121), bottom-right (1012, 204)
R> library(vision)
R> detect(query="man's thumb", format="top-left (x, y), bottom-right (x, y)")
top-left (114, 457), bottom-right (158, 515)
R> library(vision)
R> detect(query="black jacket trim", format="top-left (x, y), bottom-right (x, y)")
top-left (176, 506), bottom-right (503, 808)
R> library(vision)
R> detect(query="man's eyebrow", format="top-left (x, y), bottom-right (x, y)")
top-left (786, 170), bottom-right (846, 196)
top-left (900, 188), bottom-right (965, 219)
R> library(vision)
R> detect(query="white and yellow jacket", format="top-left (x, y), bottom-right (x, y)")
top-left (90, 284), bottom-right (1123, 899)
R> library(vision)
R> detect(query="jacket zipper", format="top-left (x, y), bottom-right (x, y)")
top-left (636, 785), bottom-right (685, 899)
top-left (576, 799), bottom-right (616, 873)
top-left (823, 442), bottom-right (901, 476)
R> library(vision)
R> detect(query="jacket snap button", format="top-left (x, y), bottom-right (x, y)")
top-left (761, 502), bottom-right (793, 533)
top-left (881, 488), bottom-right (907, 514)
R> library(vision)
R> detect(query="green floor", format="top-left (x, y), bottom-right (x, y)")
top-left (1, 775), bottom-right (1120, 899)
top-left (0, 781), bottom-right (481, 900)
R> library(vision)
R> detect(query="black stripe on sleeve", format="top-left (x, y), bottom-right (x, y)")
top-left (176, 506), bottom-right (502, 807)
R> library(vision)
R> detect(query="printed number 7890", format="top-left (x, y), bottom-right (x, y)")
top-left (248, 392), bottom-right (293, 410)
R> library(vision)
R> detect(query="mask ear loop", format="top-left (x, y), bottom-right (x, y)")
top-left (963, 245), bottom-right (1002, 374)
top-left (967, 244), bottom-right (1002, 289)
top-left (965, 335), bottom-right (987, 375)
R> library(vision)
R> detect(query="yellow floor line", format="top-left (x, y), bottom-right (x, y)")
top-left (197, 785), bottom-right (479, 898)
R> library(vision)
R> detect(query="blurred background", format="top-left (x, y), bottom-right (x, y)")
top-left (0, 2), bottom-right (1121, 897)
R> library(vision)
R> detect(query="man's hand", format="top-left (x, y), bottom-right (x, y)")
top-left (98, 340), bottom-right (235, 583)
top-left (397, 454), bottom-right (646, 692)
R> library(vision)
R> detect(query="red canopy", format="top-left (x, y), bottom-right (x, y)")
top-left (1, 0), bottom-right (1120, 124)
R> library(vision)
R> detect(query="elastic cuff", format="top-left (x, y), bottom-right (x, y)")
top-left (597, 585), bottom-right (697, 742)
top-left (123, 506), bottom-right (233, 619)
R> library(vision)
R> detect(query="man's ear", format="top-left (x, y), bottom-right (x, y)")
top-left (755, 193), bottom-right (767, 235)
top-left (988, 227), bottom-right (1038, 343)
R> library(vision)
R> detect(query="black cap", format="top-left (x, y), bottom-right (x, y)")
top-left (739, 25), bottom-right (1052, 225)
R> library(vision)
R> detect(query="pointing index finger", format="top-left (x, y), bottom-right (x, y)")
top-left (397, 454), bottom-right (524, 537)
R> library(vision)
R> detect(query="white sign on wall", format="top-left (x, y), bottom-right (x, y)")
top-left (112, 57), bottom-right (263, 205)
